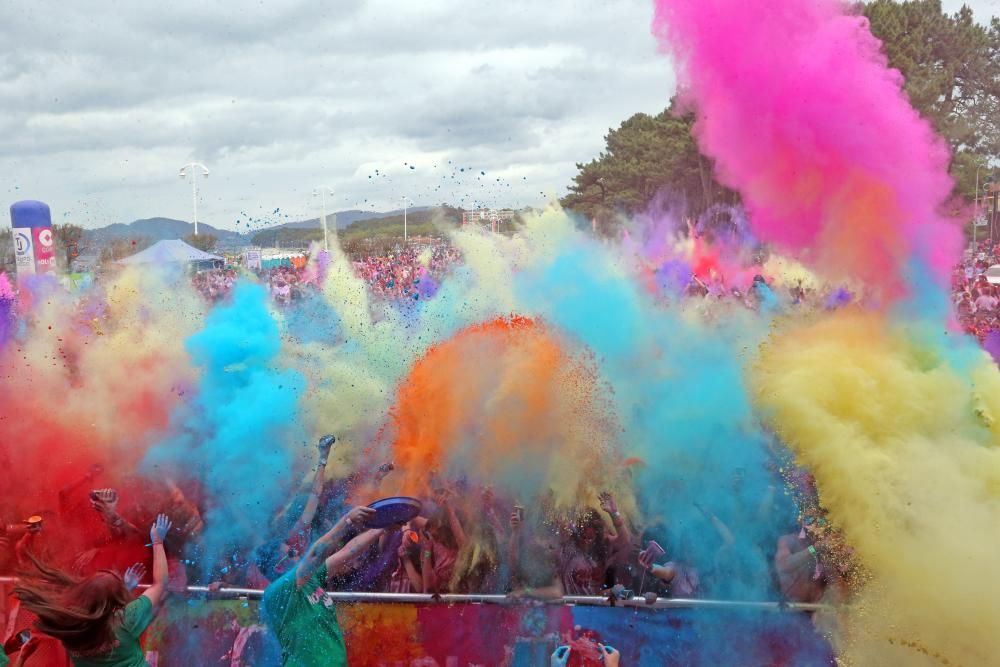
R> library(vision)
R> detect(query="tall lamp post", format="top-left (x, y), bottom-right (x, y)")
top-left (975, 165), bottom-right (984, 245)
top-left (402, 195), bottom-right (412, 242)
top-left (179, 162), bottom-right (210, 236)
top-left (313, 186), bottom-right (335, 250)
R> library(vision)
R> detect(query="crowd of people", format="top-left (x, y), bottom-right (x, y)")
top-left (191, 268), bottom-right (237, 303)
top-left (265, 265), bottom-right (312, 306)
top-left (0, 431), bottom-right (845, 666)
top-left (352, 240), bottom-right (462, 300)
top-left (188, 239), bottom-right (463, 307)
top-left (4, 232), bottom-right (961, 666)
top-left (953, 240), bottom-right (1000, 342)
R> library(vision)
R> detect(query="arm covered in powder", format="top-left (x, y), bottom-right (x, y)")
top-left (295, 506), bottom-right (375, 589)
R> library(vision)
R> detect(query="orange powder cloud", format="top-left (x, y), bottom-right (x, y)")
top-left (383, 316), bottom-right (631, 511)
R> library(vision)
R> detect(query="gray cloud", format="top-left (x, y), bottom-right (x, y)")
top-left (0, 0), bottom-right (677, 229)
top-left (1, 0), bottom-right (993, 230)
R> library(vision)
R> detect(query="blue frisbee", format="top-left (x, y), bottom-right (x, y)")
top-left (367, 496), bottom-right (422, 528)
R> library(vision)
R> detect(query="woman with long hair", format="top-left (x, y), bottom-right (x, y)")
top-left (14, 514), bottom-right (172, 666)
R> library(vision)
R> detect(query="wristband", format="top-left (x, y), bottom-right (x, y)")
top-left (318, 458), bottom-right (328, 467)
top-left (423, 550), bottom-right (432, 558)
top-left (807, 545), bottom-right (817, 558)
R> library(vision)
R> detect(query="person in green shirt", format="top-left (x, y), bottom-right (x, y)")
top-left (14, 514), bottom-right (173, 667)
top-left (260, 505), bottom-right (378, 667)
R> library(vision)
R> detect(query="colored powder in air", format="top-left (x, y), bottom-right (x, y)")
top-left (0, 267), bottom-right (201, 561)
top-left (505, 215), bottom-right (792, 600)
top-left (652, 0), bottom-right (962, 299)
top-left (752, 310), bottom-right (1000, 665)
top-left (983, 330), bottom-right (1000, 367)
top-left (385, 315), bottom-right (626, 510)
top-left (0, 273), bottom-right (14, 347)
top-left (651, 0), bottom-right (1000, 662)
top-left (654, 258), bottom-right (692, 296)
top-left (144, 283), bottom-right (304, 567)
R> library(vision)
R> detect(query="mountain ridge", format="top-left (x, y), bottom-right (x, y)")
top-left (80, 207), bottom-right (436, 247)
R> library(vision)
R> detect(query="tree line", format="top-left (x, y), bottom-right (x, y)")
top-left (562, 0), bottom-right (999, 231)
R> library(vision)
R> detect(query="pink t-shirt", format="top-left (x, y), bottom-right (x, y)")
top-left (975, 295), bottom-right (998, 311)
top-left (430, 541), bottom-right (456, 592)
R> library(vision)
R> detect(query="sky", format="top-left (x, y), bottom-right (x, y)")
top-left (0, 0), bottom-right (996, 231)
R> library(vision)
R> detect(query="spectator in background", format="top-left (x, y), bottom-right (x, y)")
top-left (507, 508), bottom-right (565, 601)
top-left (975, 286), bottom-right (998, 312)
top-left (558, 492), bottom-right (631, 596)
top-left (638, 542), bottom-right (701, 599)
top-left (417, 506), bottom-right (463, 594)
top-left (958, 294), bottom-right (974, 317)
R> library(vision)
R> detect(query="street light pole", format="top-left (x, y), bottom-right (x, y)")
top-left (179, 162), bottom-right (210, 236)
top-left (975, 165), bottom-right (982, 245)
top-left (313, 186), bottom-right (335, 250)
top-left (402, 196), bottom-right (412, 242)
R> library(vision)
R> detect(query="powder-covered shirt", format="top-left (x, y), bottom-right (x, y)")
top-left (71, 595), bottom-right (154, 667)
top-left (262, 563), bottom-right (346, 667)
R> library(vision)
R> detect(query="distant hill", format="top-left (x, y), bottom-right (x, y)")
top-left (81, 208), bottom-right (436, 249)
top-left (250, 206), bottom-right (460, 247)
top-left (341, 207), bottom-right (462, 242)
top-left (268, 207), bottom-right (433, 231)
top-left (81, 205), bottom-right (513, 251)
top-left (83, 217), bottom-right (244, 245)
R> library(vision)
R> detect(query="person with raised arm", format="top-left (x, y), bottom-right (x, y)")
top-left (260, 505), bottom-right (376, 667)
top-left (13, 514), bottom-right (172, 666)
top-left (90, 488), bottom-right (140, 539)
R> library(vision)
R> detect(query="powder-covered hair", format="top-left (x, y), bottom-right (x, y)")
top-left (14, 552), bottom-right (131, 657)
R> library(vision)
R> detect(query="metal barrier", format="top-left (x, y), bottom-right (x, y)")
top-left (0, 576), bottom-right (829, 611)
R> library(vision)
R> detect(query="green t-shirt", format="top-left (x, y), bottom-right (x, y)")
top-left (71, 595), bottom-right (154, 667)
top-left (262, 563), bottom-right (347, 667)
top-left (0, 648), bottom-right (9, 667)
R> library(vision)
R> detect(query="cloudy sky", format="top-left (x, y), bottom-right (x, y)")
top-left (0, 0), bottom-right (996, 231)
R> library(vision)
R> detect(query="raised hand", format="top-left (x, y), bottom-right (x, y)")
top-left (433, 483), bottom-right (455, 506)
top-left (344, 505), bottom-right (376, 528)
top-left (124, 562), bottom-right (146, 591)
top-left (91, 488), bottom-right (119, 513)
top-left (72, 548), bottom-right (98, 573)
top-left (149, 514), bottom-right (172, 545)
top-left (599, 644), bottom-right (620, 667)
top-left (374, 462), bottom-right (395, 484)
top-left (551, 645), bottom-right (570, 667)
top-left (317, 434), bottom-right (336, 456)
top-left (598, 491), bottom-right (618, 515)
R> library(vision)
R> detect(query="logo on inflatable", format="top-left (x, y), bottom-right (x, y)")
top-left (14, 231), bottom-right (31, 253)
top-left (38, 228), bottom-right (53, 247)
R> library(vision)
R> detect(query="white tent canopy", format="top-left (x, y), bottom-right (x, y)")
top-left (118, 239), bottom-right (223, 265)
top-left (986, 264), bottom-right (1000, 285)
